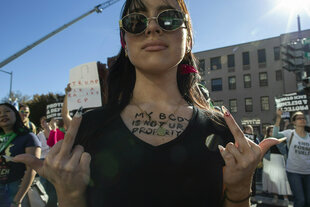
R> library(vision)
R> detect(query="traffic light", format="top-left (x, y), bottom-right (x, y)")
top-left (281, 41), bottom-right (304, 71)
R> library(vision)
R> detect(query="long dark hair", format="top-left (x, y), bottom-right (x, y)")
top-left (0, 103), bottom-right (29, 136)
top-left (107, 0), bottom-right (210, 112)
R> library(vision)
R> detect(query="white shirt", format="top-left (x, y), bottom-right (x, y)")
top-left (281, 129), bottom-right (310, 174)
top-left (37, 131), bottom-right (50, 159)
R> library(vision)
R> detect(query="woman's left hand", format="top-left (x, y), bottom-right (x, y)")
top-left (219, 106), bottom-right (285, 200)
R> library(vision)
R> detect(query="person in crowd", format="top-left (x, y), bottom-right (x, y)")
top-left (273, 109), bottom-right (310, 207)
top-left (46, 118), bottom-right (65, 147)
top-left (262, 125), bottom-right (291, 204)
top-left (0, 103), bottom-right (41, 207)
top-left (36, 116), bottom-right (50, 159)
top-left (19, 104), bottom-right (37, 134)
top-left (36, 116), bottom-right (58, 207)
top-left (242, 125), bottom-right (260, 203)
top-left (13, 0), bottom-right (284, 206)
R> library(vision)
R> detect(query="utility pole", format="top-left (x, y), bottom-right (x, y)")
top-left (0, 0), bottom-right (121, 69)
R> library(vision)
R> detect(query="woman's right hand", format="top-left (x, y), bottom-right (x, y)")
top-left (13, 115), bottom-right (91, 207)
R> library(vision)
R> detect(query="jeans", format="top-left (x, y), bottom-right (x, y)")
top-left (0, 180), bottom-right (30, 207)
top-left (287, 172), bottom-right (310, 207)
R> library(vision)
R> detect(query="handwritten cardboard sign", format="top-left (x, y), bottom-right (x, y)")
top-left (275, 92), bottom-right (309, 112)
top-left (46, 103), bottom-right (63, 120)
top-left (68, 62), bottom-right (102, 111)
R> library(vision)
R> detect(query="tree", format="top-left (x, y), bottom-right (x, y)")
top-left (26, 93), bottom-right (65, 130)
top-left (1, 90), bottom-right (31, 104)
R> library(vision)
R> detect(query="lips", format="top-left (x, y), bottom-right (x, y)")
top-left (142, 41), bottom-right (168, 51)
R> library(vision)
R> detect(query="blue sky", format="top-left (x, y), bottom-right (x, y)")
top-left (1, 0), bottom-right (310, 100)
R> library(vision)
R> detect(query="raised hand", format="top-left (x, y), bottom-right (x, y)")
top-left (219, 106), bottom-right (286, 205)
top-left (13, 114), bottom-right (91, 207)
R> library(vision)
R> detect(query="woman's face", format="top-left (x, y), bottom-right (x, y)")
top-left (294, 114), bottom-right (306, 127)
top-left (124, 0), bottom-right (188, 74)
top-left (0, 105), bottom-right (16, 131)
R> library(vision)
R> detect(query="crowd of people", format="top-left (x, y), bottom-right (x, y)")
top-left (0, 0), bottom-right (309, 207)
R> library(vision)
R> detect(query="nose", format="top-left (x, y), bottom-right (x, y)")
top-left (145, 17), bottom-right (162, 35)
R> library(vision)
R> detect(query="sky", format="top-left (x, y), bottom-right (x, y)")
top-left (1, 0), bottom-right (310, 101)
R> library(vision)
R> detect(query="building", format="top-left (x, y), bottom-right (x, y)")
top-left (194, 29), bottom-right (310, 135)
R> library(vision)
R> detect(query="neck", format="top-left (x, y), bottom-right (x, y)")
top-left (2, 127), bottom-right (14, 135)
top-left (132, 67), bottom-right (183, 104)
top-left (295, 126), bottom-right (306, 136)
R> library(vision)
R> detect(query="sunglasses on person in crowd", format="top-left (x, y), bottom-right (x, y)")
top-left (119, 9), bottom-right (188, 34)
top-left (20, 110), bottom-right (29, 114)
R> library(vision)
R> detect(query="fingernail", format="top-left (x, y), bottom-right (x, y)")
top-left (221, 106), bottom-right (230, 117)
top-left (218, 145), bottom-right (224, 152)
top-left (278, 137), bottom-right (287, 143)
top-left (74, 106), bottom-right (83, 118)
top-left (235, 142), bottom-right (239, 148)
top-left (2, 155), bottom-right (14, 162)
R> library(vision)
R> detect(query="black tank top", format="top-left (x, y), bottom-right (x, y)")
top-left (76, 106), bottom-right (234, 207)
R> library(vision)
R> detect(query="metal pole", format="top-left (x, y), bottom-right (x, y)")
top-left (0, 0), bottom-right (121, 69)
top-left (297, 15), bottom-right (302, 40)
top-left (9, 72), bottom-right (13, 99)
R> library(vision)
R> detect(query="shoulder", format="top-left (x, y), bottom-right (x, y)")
top-left (17, 132), bottom-right (41, 147)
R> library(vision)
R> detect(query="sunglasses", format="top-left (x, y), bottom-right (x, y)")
top-left (20, 110), bottom-right (29, 114)
top-left (119, 9), bottom-right (188, 34)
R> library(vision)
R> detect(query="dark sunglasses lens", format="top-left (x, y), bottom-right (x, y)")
top-left (123, 14), bottom-right (147, 34)
top-left (158, 10), bottom-right (185, 30)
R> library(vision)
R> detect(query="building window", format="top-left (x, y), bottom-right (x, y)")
top-left (228, 76), bottom-right (236, 90)
top-left (259, 72), bottom-right (268, 86)
top-left (258, 49), bottom-right (266, 68)
top-left (274, 47), bottom-right (280, 60)
top-left (210, 56), bottom-right (222, 70)
top-left (258, 49), bottom-right (266, 63)
top-left (245, 98), bottom-right (253, 112)
top-left (243, 74), bottom-right (251, 88)
top-left (261, 96), bottom-right (270, 111)
top-left (242, 52), bottom-right (250, 65)
top-left (228, 54), bottom-right (235, 68)
top-left (198, 59), bottom-right (205, 75)
top-left (276, 70), bottom-right (283, 81)
top-left (229, 99), bottom-right (237, 113)
top-left (213, 100), bottom-right (223, 107)
top-left (211, 78), bottom-right (222, 91)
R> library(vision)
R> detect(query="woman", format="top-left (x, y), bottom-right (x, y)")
top-left (46, 118), bottom-right (65, 147)
top-left (262, 125), bottom-right (291, 203)
top-left (14, 0), bottom-right (282, 206)
top-left (273, 110), bottom-right (310, 207)
top-left (0, 103), bottom-right (41, 207)
top-left (36, 116), bottom-right (50, 159)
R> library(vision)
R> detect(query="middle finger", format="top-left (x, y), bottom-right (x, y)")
top-left (221, 106), bottom-right (251, 151)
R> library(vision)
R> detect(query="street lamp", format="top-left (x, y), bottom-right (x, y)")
top-left (0, 70), bottom-right (13, 99)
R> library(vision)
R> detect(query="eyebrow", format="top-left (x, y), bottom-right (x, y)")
top-left (129, 4), bottom-right (176, 13)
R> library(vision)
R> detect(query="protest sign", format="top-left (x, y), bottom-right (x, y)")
top-left (46, 103), bottom-right (63, 120)
top-left (275, 92), bottom-right (309, 112)
top-left (68, 62), bottom-right (102, 111)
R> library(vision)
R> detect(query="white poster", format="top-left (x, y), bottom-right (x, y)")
top-left (68, 62), bottom-right (102, 111)
top-left (275, 92), bottom-right (309, 112)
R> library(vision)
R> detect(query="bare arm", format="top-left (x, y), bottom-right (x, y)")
top-left (12, 147), bottom-right (41, 204)
top-left (62, 84), bottom-right (72, 129)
